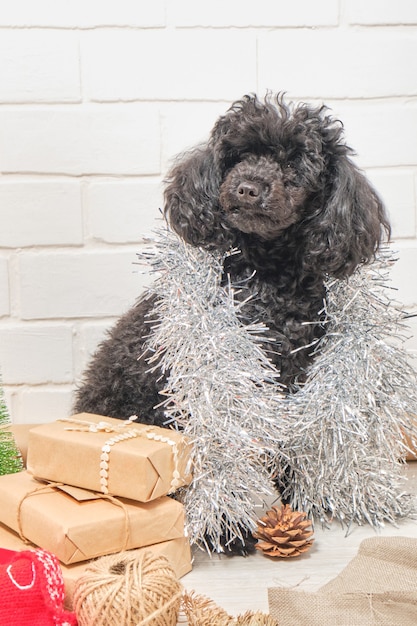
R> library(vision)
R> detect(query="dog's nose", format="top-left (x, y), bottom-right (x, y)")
top-left (237, 181), bottom-right (261, 201)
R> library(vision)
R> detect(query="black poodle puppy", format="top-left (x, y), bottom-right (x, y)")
top-left (74, 94), bottom-right (390, 426)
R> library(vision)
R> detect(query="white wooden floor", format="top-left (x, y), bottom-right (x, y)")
top-left (180, 462), bottom-right (417, 618)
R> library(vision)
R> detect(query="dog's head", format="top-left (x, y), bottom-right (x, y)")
top-left (164, 94), bottom-right (390, 277)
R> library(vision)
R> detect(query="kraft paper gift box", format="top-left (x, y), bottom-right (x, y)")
top-left (61, 536), bottom-right (192, 610)
top-left (0, 523), bottom-right (192, 611)
top-left (26, 413), bottom-right (193, 502)
top-left (0, 470), bottom-right (186, 565)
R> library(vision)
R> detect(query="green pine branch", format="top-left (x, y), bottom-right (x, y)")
top-left (0, 378), bottom-right (24, 475)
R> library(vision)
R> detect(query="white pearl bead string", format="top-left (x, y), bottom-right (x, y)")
top-left (59, 416), bottom-right (185, 495)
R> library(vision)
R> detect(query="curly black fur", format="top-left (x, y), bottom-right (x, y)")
top-left (73, 94), bottom-right (390, 552)
top-left (75, 93), bottom-right (389, 419)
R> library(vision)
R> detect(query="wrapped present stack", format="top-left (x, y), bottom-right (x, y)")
top-left (0, 413), bottom-right (193, 608)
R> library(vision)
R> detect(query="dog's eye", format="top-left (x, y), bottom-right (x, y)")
top-left (286, 161), bottom-right (298, 171)
top-left (283, 165), bottom-right (299, 188)
top-left (285, 163), bottom-right (297, 175)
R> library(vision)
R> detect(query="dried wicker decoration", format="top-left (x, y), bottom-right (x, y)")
top-left (253, 504), bottom-right (314, 558)
top-left (181, 590), bottom-right (278, 625)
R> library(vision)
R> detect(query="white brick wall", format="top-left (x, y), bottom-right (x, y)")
top-left (0, 30), bottom-right (80, 103)
top-left (0, 325), bottom-right (73, 384)
top-left (0, 259), bottom-right (10, 317)
top-left (0, 1), bottom-right (416, 423)
top-left (85, 181), bottom-right (163, 243)
top-left (0, 181), bottom-right (83, 247)
top-left (0, 106), bottom-right (161, 175)
top-left (258, 29), bottom-right (417, 100)
top-left (17, 249), bottom-right (149, 319)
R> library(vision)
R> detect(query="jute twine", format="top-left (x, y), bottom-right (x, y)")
top-left (73, 549), bottom-right (277, 626)
top-left (180, 590), bottom-right (278, 625)
top-left (73, 550), bottom-right (182, 626)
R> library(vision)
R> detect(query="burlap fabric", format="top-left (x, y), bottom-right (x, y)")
top-left (268, 537), bottom-right (417, 625)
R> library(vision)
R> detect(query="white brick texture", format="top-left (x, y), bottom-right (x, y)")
top-left (14, 387), bottom-right (74, 424)
top-left (168, 0), bottom-right (339, 27)
top-left (0, 2), bottom-right (416, 423)
top-left (0, 181), bottom-right (83, 248)
top-left (0, 30), bottom-right (80, 103)
top-left (0, 258), bottom-right (10, 317)
top-left (85, 180), bottom-right (163, 243)
top-left (81, 30), bottom-right (257, 102)
top-left (258, 29), bottom-right (417, 100)
top-left (0, 106), bottom-right (161, 175)
top-left (0, 0), bottom-right (165, 28)
top-left (17, 250), bottom-right (148, 319)
top-left (0, 325), bottom-right (73, 384)
top-left (347, 0), bottom-right (417, 25)
top-left (366, 169), bottom-right (416, 239)
top-left (329, 102), bottom-right (417, 168)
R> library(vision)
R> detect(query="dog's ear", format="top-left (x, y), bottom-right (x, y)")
top-left (164, 145), bottom-right (232, 249)
top-left (307, 155), bottom-right (390, 278)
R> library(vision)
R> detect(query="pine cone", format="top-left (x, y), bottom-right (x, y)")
top-left (253, 504), bottom-right (314, 558)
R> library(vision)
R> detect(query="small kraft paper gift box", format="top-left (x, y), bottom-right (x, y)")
top-left (0, 470), bottom-right (186, 565)
top-left (0, 523), bottom-right (192, 611)
top-left (26, 413), bottom-right (193, 502)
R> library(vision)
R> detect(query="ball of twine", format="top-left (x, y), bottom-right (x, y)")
top-left (73, 550), bottom-right (182, 626)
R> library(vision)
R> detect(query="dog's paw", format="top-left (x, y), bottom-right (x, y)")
top-left (223, 532), bottom-right (257, 557)
top-left (205, 527), bottom-right (257, 557)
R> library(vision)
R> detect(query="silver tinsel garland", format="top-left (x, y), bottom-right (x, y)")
top-left (278, 247), bottom-right (417, 528)
top-left (139, 229), bottom-right (417, 549)
top-left (141, 229), bottom-right (288, 552)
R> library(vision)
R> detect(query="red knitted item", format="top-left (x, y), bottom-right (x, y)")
top-left (0, 548), bottom-right (77, 625)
